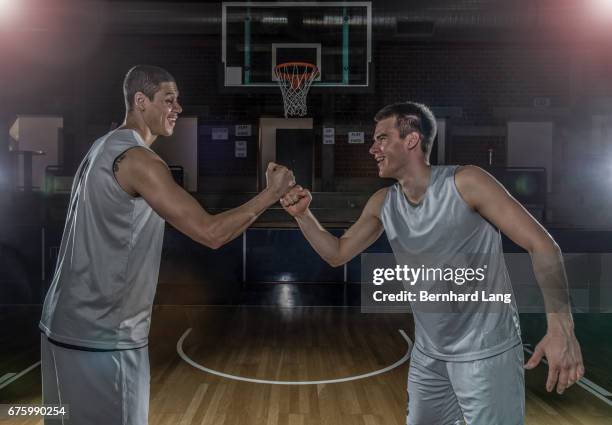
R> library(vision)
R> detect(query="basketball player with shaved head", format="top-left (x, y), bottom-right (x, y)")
top-left (39, 65), bottom-right (295, 424)
top-left (281, 101), bottom-right (583, 424)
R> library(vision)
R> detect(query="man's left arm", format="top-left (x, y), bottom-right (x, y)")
top-left (455, 165), bottom-right (584, 394)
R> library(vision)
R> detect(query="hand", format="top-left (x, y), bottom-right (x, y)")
top-left (524, 329), bottom-right (584, 394)
top-left (280, 186), bottom-right (312, 217)
top-left (265, 162), bottom-right (295, 198)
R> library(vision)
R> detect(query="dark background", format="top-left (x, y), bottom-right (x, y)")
top-left (0, 0), bottom-right (611, 397)
top-left (0, 0), bottom-right (611, 224)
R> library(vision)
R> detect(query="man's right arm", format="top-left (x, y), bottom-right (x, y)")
top-left (282, 187), bottom-right (387, 267)
top-left (115, 147), bottom-right (293, 249)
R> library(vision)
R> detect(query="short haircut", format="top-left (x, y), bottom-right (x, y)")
top-left (374, 102), bottom-right (437, 156)
top-left (123, 65), bottom-right (176, 111)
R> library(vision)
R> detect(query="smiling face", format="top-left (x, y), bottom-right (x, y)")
top-left (140, 82), bottom-right (182, 137)
top-left (369, 116), bottom-right (419, 179)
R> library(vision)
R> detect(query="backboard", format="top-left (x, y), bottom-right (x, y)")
top-left (222, 2), bottom-right (372, 89)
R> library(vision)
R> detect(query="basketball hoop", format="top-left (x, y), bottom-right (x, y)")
top-left (274, 62), bottom-right (319, 118)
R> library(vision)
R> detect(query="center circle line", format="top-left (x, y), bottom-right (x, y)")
top-left (176, 328), bottom-right (413, 385)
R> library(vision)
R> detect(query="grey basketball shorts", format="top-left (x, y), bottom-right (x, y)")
top-left (407, 343), bottom-right (525, 425)
top-left (41, 334), bottom-right (150, 425)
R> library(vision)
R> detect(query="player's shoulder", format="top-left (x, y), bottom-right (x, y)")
top-left (123, 148), bottom-right (167, 179)
top-left (107, 130), bottom-right (156, 156)
top-left (365, 186), bottom-right (392, 215)
top-left (121, 144), bottom-right (161, 162)
top-left (455, 164), bottom-right (484, 178)
top-left (454, 165), bottom-right (497, 188)
top-left (113, 143), bottom-right (166, 182)
top-left (369, 186), bottom-right (392, 202)
top-left (106, 128), bottom-right (141, 145)
top-left (454, 165), bottom-right (504, 208)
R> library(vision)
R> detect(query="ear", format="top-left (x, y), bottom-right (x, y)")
top-left (134, 91), bottom-right (147, 112)
top-left (404, 131), bottom-right (421, 151)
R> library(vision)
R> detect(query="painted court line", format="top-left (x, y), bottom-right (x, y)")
top-left (177, 328), bottom-right (413, 385)
top-left (523, 346), bottom-right (612, 407)
top-left (0, 373), bottom-right (16, 385)
top-left (0, 362), bottom-right (41, 390)
top-left (581, 380), bottom-right (612, 397)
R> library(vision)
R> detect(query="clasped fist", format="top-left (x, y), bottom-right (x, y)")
top-left (266, 162), bottom-right (296, 198)
top-left (280, 185), bottom-right (312, 217)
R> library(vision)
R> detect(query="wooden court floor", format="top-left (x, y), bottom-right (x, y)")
top-left (2, 306), bottom-right (612, 424)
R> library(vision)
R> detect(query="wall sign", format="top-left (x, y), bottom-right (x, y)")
top-left (235, 124), bottom-right (252, 137)
top-left (235, 140), bottom-right (247, 158)
top-left (348, 131), bottom-right (365, 144)
top-left (212, 127), bottom-right (229, 140)
top-left (323, 127), bottom-right (335, 145)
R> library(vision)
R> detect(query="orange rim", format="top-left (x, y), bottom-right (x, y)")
top-left (274, 62), bottom-right (319, 82)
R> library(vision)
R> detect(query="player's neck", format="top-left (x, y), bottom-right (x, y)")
top-left (120, 114), bottom-right (158, 147)
top-left (397, 161), bottom-right (431, 203)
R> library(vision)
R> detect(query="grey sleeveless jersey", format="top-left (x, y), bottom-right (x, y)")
top-left (380, 166), bottom-right (521, 361)
top-left (40, 129), bottom-right (165, 350)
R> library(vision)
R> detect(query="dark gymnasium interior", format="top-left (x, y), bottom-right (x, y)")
top-left (1, 0), bottom-right (612, 424)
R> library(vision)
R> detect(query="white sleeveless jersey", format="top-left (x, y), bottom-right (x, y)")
top-left (381, 166), bottom-right (521, 361)
top-left (40, 129), bottom-right (165, 350)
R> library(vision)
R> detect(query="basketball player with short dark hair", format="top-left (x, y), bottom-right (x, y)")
top-left (281, 101), bottom-right (583, 424)
top-left (39, 65), bottom-right (295, 424)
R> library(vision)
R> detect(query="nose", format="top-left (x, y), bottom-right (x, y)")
top-left (369, 140), bottom-right (380, 155)
top-left (174, 100), bottom-right (183, 114)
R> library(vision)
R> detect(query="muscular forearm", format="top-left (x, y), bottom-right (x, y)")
top-left (530, 241), bottom-right (574, 332)
top-left (526, 241), bottom-right (584, 394)
top-left (205, 189), bottom-right (278, 248)
top-left (295, 209), bottom-right (343, 266)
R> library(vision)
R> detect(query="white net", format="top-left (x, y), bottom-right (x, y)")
top-left (274, 62), bottom-right (320, 118)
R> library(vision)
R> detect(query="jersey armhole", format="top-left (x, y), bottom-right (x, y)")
top-left (377, 184), bottom-right (395, 222)
top-left (451, 166), bottom-right (476, 213)
top-left (112, 146), bottom-right (150, 198)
